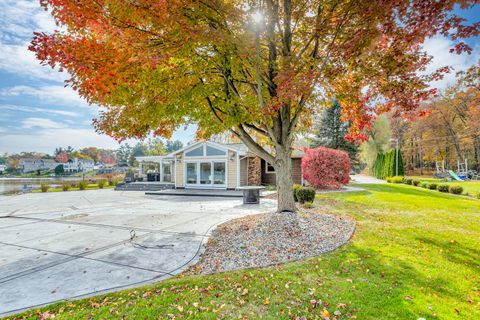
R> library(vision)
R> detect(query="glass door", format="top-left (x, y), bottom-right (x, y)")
top-left (186, 162), bottom-right (198, 185)
top-left (185, 161), bottom-right (226, 187)
top-left (213, 162), bottom-right (226, 185)
top-left (200, 162), bottom-right (212, 184)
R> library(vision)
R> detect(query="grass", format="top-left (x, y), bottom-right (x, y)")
top-left (7, 184), bottom-right (480, 319)
top-left (408, 176), bottom-right (480, 196)
top-left (33, 183), bottom-right (115, 193)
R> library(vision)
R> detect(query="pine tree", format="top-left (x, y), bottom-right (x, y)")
top-left (311, 100), bottom-right (359, 168)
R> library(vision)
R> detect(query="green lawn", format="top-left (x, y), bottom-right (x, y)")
top-left (7, 184), bottom-right (480, 319)
top-left (409, 176), bottom-right (480, 196)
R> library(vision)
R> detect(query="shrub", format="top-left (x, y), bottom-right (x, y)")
top-left (70, 182), bottom-right (77, 188)
top-left (292, 184), bottom-right (302, 202)
top-left (97, 180), bottom-right (106, 189)
top-left (476, 192), bottom-right (480, 199)
top-left (419, 182), bottom-right (429, 189)
top-left (78, 181), bottom-right (87, 190)
top-left (301, 147), bottom-right (350, 189)
top-left (296, 187), bottom-right (316, 204)
top-left (449, 184), bottom-right (463, 195)
top-left (386, 177), bottom-right (392, 183)
top-left (108, 179), bottom-right (117, 187)
top-left (404, 178), bottom-right (413, 185)
top-left (391, 176), bottom-right (404, 184)
top-left (437, 184), bottom-right (449, 192)
top-left (62, 183), bottom-right (70, 191)
top-left (412, 179), bottom-right (420, 186)
top-left (428, 183), bottom-right (438, 190)
top-left (40, 184), bottom-right (49, 193)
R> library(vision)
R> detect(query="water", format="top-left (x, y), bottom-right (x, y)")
top-left (0, 177), bottom-right (83, 196)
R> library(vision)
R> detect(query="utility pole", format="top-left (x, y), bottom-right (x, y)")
top-left (395, 138), bottom-right (399, 177)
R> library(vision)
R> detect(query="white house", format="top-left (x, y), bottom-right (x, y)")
top-left (0, 164), bottom-right (7, 174)
top-left (63, 158), bottom-right (95, 173)
top-left (135, 140), bottom-right (304, 190)
top-left (19, 159), bottom-right (58, 173)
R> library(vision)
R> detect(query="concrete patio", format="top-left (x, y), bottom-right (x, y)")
top-left (0, 189), bottom-right (276, 316)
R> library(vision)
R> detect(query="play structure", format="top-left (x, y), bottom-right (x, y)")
top-left (435, 159), bottom-right (480, 181)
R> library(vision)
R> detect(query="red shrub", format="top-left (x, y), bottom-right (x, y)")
top-left (301, 147), bottom-right (350, 190)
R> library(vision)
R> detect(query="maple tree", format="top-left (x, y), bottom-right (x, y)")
top-left (30, 0), bottom-right (479, 212)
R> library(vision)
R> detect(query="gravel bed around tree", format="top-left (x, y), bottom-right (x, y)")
top-left (189, 210), bottom-right (355, 275)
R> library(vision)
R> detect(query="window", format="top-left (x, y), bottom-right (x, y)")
top-left (266, 163), bottom-right (275, 173)
top-left (206, 145), bottom-right (226, 156)
top-left (186, 163), bottom-right (197, 184)
top-left (185, 146), bottom-right (204, 157)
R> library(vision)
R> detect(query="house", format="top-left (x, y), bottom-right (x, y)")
top-left (63, 158), bottom-right (95, 173)
top-left (0, 164), bottom-right (7, 174)
top-left (19, 159), bottom-right (58, 173)
top-left (135, 140), bottom-right (304, 189)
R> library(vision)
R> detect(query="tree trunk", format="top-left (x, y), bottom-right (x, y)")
top-left (275, 150), bottom-right (296, 213)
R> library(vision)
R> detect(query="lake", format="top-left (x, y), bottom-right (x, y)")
top-left (0, 177), bottom-right (84, 196)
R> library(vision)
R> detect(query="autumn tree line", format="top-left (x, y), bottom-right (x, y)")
top-left (360, 62), bottom-right (480, 175)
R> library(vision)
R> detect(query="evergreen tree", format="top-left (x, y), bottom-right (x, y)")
top-left (311, 100), bottom-right (359, 167)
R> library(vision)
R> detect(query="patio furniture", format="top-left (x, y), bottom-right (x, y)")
top-left (237, 186), bottom-right (265, 204)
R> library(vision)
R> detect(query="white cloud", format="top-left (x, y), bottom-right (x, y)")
top-left (0, 0), bottom-right (56, 42)
top-left (0, 85), bottom-right (90, 108)
top-left (1, 104), bottom-right (80, 117)
top-left (21, 117), bottom-right (66, 129)
top-left (0, 42), bottom-right (66, 82)
top-left (0, 128), bottom-right (123, 153)
top-left (423, 36), bottom-right (480, 90)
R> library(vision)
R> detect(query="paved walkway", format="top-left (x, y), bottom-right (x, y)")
top-left (349, 174), bottom-right (386, 184)
top-left (0, 190), bottom-right (276, 316)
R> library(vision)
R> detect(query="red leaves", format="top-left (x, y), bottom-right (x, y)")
top-left (301, 147), bottom-right (351, 190)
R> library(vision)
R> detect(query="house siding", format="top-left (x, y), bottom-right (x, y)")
top-left (239, 157), bottom-right (248, 186)
top-left (227, 150), bottom-right (237, 189)
top-left (175, 154), bottom-right (184, 188)
top-left (261, 158), bottom-right (303, 186)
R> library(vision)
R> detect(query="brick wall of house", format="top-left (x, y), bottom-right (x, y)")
top-left (260, 158), bottom-right (303, 186)
top-left (247, 156), bottom-right (261, 186)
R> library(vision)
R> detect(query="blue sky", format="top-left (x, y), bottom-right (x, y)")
top-left (0, 1), bottom-right (478, 154)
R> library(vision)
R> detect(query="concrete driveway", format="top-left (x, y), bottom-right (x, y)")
top-left (0, 189), bottom-right (276, 316)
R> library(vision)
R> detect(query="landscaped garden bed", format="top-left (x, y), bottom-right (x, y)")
top-left (189, 210), bottom-right (355, 275)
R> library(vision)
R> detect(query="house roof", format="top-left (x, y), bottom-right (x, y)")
top-left (167, 140), bottom-right (248, 157)
top-left (135, 140), bottom-right (304, 163)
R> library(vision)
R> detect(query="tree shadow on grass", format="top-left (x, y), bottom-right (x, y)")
top-left (280, 244), bottom-right (468, 319)
top-left (416, 236), bottom-right (480, 273)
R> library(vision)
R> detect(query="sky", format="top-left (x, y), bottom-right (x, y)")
top-left (0, 1), bottom-right (479, 154)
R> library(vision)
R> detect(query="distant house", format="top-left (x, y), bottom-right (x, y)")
top-left (19, 159), bottom-right (58, 173)
top-left (0, 164), bottom-right (7, 174)
top-left (63, 158), bottom-right (95, 173)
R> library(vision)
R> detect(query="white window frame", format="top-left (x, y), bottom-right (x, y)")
top-left (184, 160), bottom-right (227, 188)
top-left (266, 162), bottom-right (276, 174)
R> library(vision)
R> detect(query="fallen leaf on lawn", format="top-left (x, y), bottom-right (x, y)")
top-left (321, 308), bottom-right (330, 319)
top-left (467, 296), bottom-right (473, 303)
top-left (337, 303), bottom-right (347, 308)
top-left (404, 296), bottom-right (412, 300)
top-left (142, 291), bottom-right (152, 298)
top-left (39, 311), bottom-right (55, 319)
top-left (177, 305), bottom-right (184, 312)
top-left (263, 297), bottom-right (270, 305)
top-left (346, 278), bottom-right (353, 283)
top-left (334, 310), bottom-right (342, 316)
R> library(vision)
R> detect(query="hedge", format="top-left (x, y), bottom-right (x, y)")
top-left (373, 149), bottom-right (404, 179)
